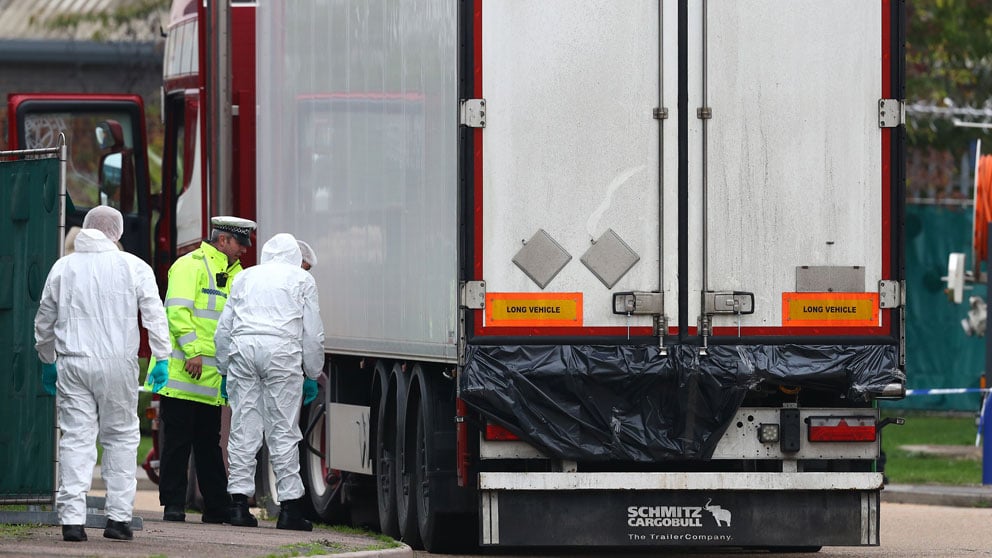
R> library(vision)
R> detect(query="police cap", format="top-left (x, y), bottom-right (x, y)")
top-left (211, 216), bottom-right (257, 247)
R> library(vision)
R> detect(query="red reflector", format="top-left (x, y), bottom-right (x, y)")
top-left (144, 399), bottom-right (159, 420)
top-left (484, 423), bottom-right (520, 441)
top-left (807, 416), bottom-right (876, 442)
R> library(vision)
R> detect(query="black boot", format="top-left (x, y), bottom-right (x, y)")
top-left (228, 494), bottom-right (258, 527)
top-left (163, 505), bottom-right (185, 522)
top-left (61, 525), bottom-right (87, 542)
top-left (277, 498), bottom-right (312, 531)
top-left (103, 519), bottom-right (133, 541)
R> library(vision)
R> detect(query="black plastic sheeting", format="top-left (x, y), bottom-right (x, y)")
top-left (460, 344), bottom-right (904, 462)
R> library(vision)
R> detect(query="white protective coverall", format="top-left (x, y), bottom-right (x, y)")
top-left (215, 233), bottom-right (325, 500)
top-left (34, 225), bottom-right (171, 526)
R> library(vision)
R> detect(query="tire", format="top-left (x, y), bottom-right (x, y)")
top-left (414, 366), bottom-right (476, 553)
top-left (346, 475), bottom-right (380, 530)
top-left (299, 379), bottom-right (346, 524)
top-left (374, 362), bottom-right (400, 537)
top-left (396, 363), bottom-right (422, 548)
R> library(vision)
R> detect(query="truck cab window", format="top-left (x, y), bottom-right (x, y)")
top-left (24, 111), bottom-right (139, 214)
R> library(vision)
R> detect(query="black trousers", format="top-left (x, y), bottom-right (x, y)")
top-left (158, 395), bottom-right (230, 514)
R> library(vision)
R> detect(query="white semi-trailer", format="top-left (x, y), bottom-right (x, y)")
top-left (252, 0), bottom-right (906, 552)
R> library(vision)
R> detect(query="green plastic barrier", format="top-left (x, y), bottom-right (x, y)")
top-left (883, 203), bottom-right (988, 412)
top-left (0, 157), bottom-right (59, 502)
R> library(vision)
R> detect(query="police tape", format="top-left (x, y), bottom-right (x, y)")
top-left (905, 388), bottom-right (991, 395)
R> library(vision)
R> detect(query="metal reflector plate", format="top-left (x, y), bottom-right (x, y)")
top-left (581, 229), bottom-right (640, 288)
top-left (512, 229), bottom-right (572, 289)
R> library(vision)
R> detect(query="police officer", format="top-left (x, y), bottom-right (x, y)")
top-left (148, 216), bottom-right (256, 524)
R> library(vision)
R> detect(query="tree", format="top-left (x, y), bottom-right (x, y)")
top-left (907, 0), bottom-right (992, 151)
top-left (32, 0), bottom-right (170, 43)
top-left (908, 0), bottom-right (992, 106)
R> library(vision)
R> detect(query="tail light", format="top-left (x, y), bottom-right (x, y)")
top-left (807, 416), bottom-right (876, 442)
top-left (484, 422), bottom-right (520, 441)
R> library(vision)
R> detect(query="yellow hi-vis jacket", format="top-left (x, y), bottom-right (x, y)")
top-left (147, 241), bottom-right (243, 405)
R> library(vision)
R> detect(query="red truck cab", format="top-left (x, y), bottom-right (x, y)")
top-left (7, 93), bottom-right (154, 262)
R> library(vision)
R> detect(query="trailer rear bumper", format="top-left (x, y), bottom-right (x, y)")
top-left (479, 472), bottom-right (881, 547)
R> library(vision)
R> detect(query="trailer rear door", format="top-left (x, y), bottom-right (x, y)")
top-left (473, 0), bottom-right (900, 343)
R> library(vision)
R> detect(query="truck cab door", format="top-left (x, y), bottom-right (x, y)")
top-left (7, 94), bottom-right (153, 262)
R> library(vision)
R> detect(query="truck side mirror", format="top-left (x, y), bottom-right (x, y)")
top-left (99, 152), bottom-right (123, 198)
top-left (95, 120), bottom-right (136, 213)
top-left (95, 120), bottom-right (124, 151)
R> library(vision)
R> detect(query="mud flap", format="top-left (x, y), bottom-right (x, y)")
top-left (480, 489), bottom-right (878, 547)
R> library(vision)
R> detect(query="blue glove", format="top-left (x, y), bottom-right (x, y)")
top-left (150, 360), bottom-right (169, 393)
top-left (220, 375), bottom-right (228, 400)
top-left (41, 362), bottom-right (57, 396)
top-left (302, 378), bottom-right (318, 405)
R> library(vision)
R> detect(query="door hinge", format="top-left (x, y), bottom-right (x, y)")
top-left (460, 280), bottom-right (486, 309)
top-left (653, 107), bottom-right (669, 120)
top-left (878, 99), bottom-right (904, 128)
top-left (460, 98), bottom-right (486, 128)
top-left (458, 280), bottom-right (485, 367)
top-left (878, 280), bottom-right (903, 308)
top-left (697, 106), bottom-right (712, 120)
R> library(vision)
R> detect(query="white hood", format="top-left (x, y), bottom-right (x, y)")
top-left (72, 228), bottom-right (118, 253)
top-left (260, 233), bottom-right (302, 267)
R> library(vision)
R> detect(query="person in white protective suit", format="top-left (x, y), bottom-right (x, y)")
top-left (34, 205), bottom-right (171, 542)
top-left (215, 233), bottom-right (325, 531)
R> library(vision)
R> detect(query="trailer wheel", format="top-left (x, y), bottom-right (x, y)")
top-left (396, 369), bottom-right (423, 548)
top-left (374, 366), bottom-right (400, 537)
top-left (299, 380), bottom-right (346, 523)
top-left (414, 366), bottom-right (475, 553)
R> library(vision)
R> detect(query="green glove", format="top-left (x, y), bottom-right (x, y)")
top-left (150, 360), bottom-right (169, 393)
top-left (41, 361), bottom-right (57, 396)
top-left (303, 378), bottom-right (318, 405)
top-left (220, 375), bottom-right (228, 400)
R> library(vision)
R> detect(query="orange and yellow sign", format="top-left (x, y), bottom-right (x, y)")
top-left (485, 292), bottom-right (583, 327)
top-left (781, 292), bottom-right (879, 327)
